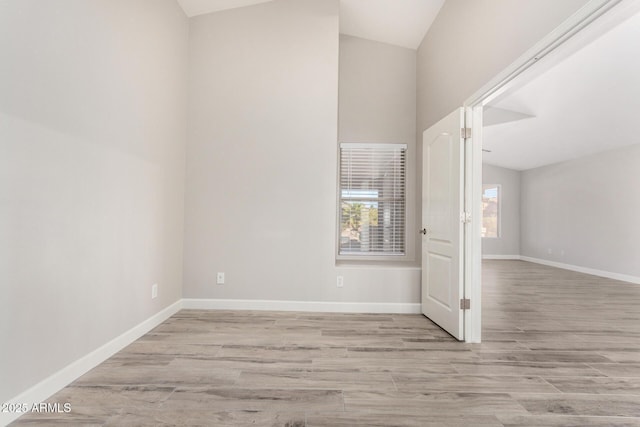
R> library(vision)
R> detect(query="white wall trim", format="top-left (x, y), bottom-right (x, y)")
top-left (182, 298), bottom-right (422, 314)
top-left (464, 106), bottom-right (483, 344)
top-left (520, 256), bottom-right (640, 285)
top-left (0, 300), bottom-right (183, 427)
top-left (482, 254), bottom-right (522, 260)
top-left (335, 266), bottom-right (422, 271)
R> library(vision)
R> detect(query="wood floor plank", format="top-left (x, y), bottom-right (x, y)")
top-left (392, 374), bottom-right (558, 394)
top-left (311, 356), bottom-right (459, 374)
top-left (72, 362), bottom-right (241, 387)
top-left (234, 368), bottom-right (398, 391)
top-left (451, 360), bottom-right (606, 377)
top-left (511, 392), bottom-right (640, 417)
top-left (164, 387), bottom-right (345, 412)
top-left (218, 344), bottom-right (347, 360)
top-left (104, 410), bottom-right (306, 427)
top-left (544, 376), bottom-right (640, 395)
top-left (498, 414), bottom-right (640, 426)
top-left (306, 413), bottom-right (503, 426)
top-left (588, 363), bottom-right (640, 378)
top-left (343, 390), bottom-right (530, 416)
top-left (477, 350), bottom-right (613, 363)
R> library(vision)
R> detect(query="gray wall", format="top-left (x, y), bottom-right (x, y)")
top-left (338, 34), bottom-right (418, 264)
top-left (416, 0), bottom-right (589, 132)
top-left (183, 0), bottom-right (421, 306)
top-left (0, 0), bottom-right (188, 403)
top-left (482, 164), bottom-right (520, 257)
top-left (521, 143), bottom-right (640, 278)
top-left (339, 35), bottom-right (416, 145)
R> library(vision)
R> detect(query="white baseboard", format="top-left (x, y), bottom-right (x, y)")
top-left (182, 298), bottom-right (422, 314)
top-left (1, 300), bottom-right (182, 427)
top-left (520, 256), bottom-right (640, 285)
top-left (482, 254), bottom-right (522, 260)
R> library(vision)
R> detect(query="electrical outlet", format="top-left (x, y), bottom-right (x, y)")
top-left (337, 276), bottom-right (344, 288)
top-left (151, 283), bottom-right (158, 299)
top-left (216, 272), bottom-right (225, 285)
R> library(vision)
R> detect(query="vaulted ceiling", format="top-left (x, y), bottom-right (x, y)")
top-left (176, 0), bottom-right (444, 49)
top-left (339, 0), bottom-right (444, 49)
top-left (177, 0), bottom-right (640, 172)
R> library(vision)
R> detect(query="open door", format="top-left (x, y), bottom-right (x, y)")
top-left (421, 107), bottom-right (466, 340)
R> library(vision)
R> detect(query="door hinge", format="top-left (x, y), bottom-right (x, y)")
top-left (460, 298), bottom-right (471, 310)
top-left (461, 127), bottom-right (472, 139)
top-left (460, 211), bottom-right (472, 223)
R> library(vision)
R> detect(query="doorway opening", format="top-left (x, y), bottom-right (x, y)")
top-left (475, 0), bottom-right (640, 341)
top-left (419, 0), bottom-right (640, 342)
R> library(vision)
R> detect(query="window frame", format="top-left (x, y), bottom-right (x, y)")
top-left (481, 184), bottom-right (501, 239)
top-left (336, 142), bottom-right (408, 261)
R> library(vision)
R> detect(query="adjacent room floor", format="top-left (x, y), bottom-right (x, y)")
top-left (11, 260), bottom-right (640, 426)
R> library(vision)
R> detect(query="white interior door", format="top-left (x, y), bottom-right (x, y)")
top-left (421, 107), bottom-right (466, 340)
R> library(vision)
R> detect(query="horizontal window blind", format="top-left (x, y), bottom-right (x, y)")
top-left (339, 143), bottom-right (407, 256)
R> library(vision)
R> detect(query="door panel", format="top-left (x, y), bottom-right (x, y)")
top-left (427, 252), bottom-right (452, 307)
top-left (422, 108), bottom-right (465, 340)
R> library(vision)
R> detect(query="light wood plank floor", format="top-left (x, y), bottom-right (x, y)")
top-left (11, 260), bottom-right (640, 426)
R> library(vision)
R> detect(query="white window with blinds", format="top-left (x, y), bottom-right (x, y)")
top-left (338, 143), bottom-right (407, 258)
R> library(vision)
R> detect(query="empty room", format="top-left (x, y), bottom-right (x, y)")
top-left (1, 0), bottom-right (639, 426)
